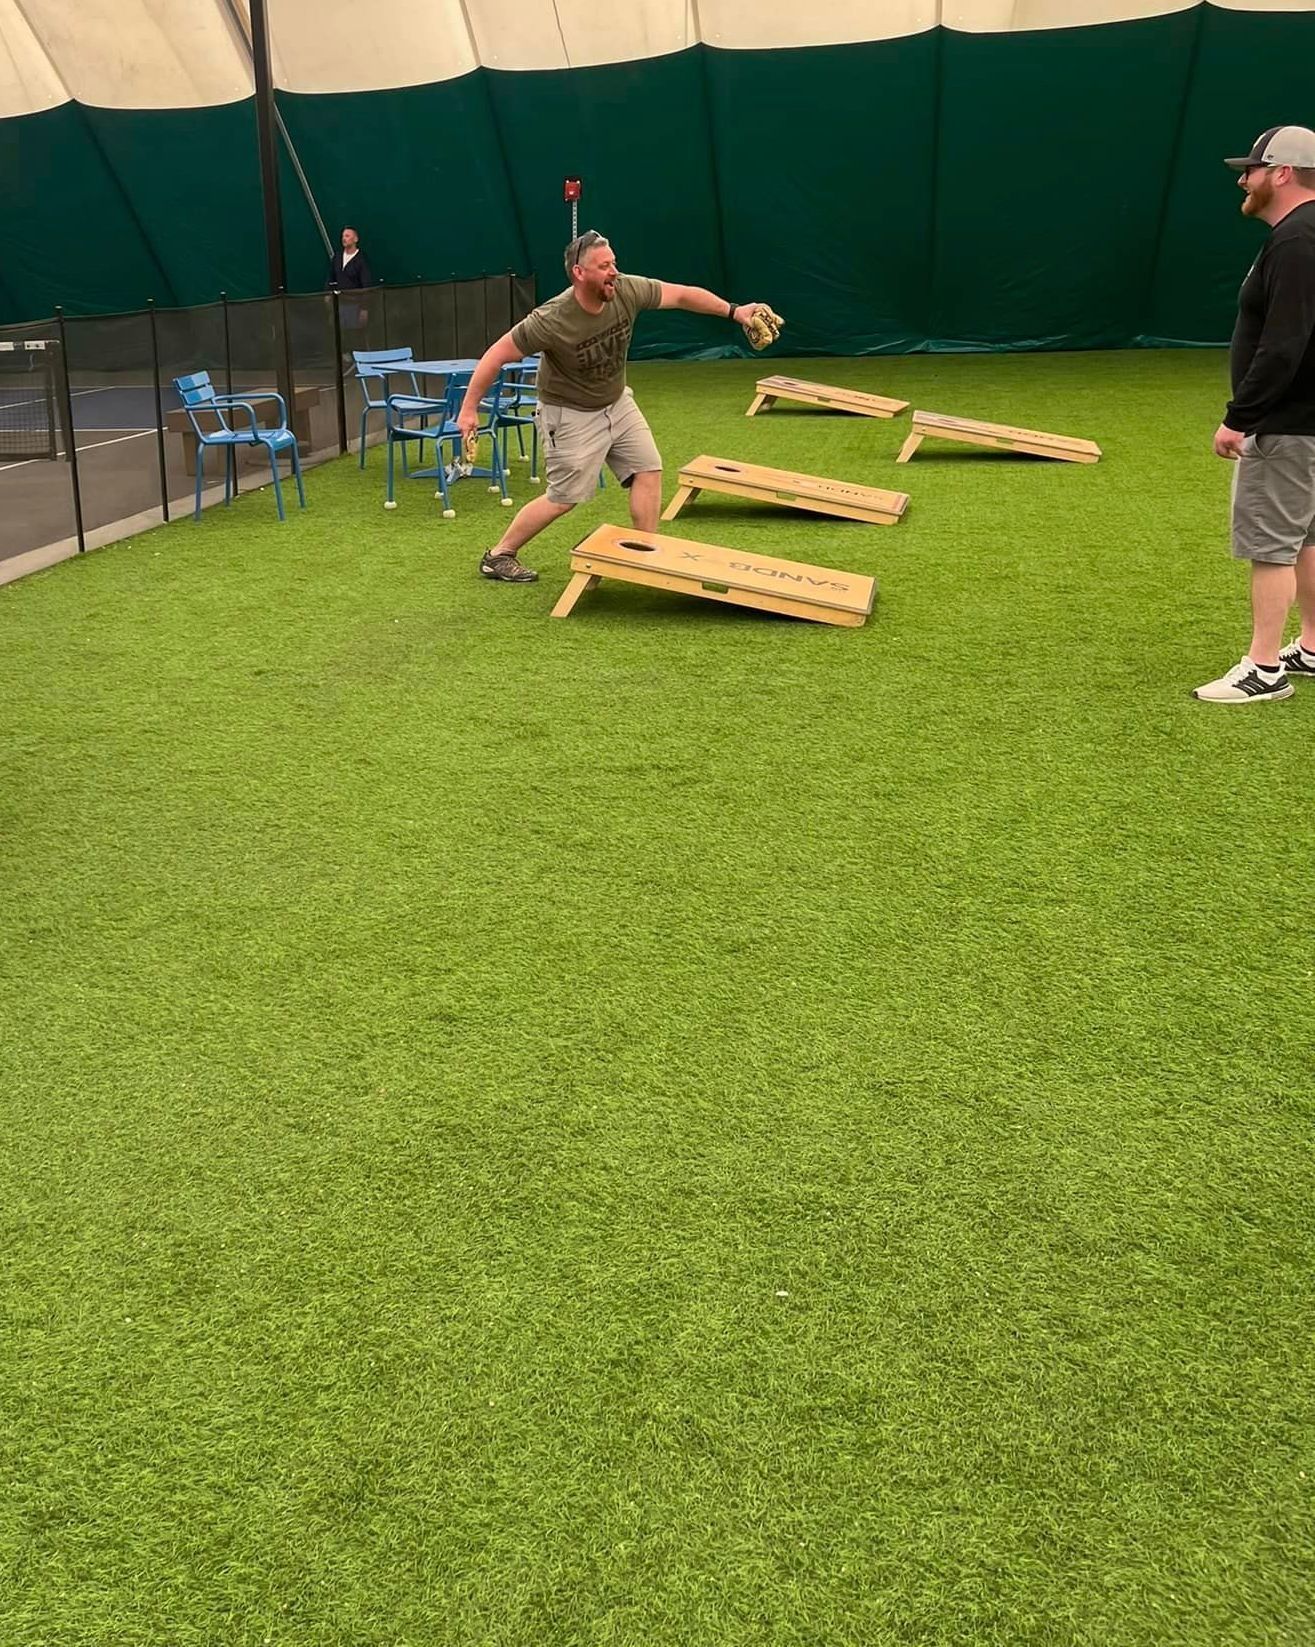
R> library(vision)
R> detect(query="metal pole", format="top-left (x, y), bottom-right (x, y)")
top-left (54, 307), bottom-right (85, 554)
top-left (221, 292), bottom-right (237, 494)
top-left (219, 0), bottom-right (332, 259)
top-left (147, 300), bottom-right (170, 522)
top-left (278, 287), bottom-right (295, 432)
top-left (221, 291), bottom-right (234, 395)
top-left (331, 287), bottom-right (348, 455)
top-left (248, 0), bottom-right (287, 295)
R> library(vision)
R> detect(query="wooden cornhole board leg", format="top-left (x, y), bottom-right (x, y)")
top-left (549, 572), bottom-right (600, 619)
top-left (894, 432), bottom-right (924, 464)
top-left (660, 485), bottom-right (701, 522)
top-left (745, 393), bottom-right (776, 417)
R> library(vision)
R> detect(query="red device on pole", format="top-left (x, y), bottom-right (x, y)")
top-left (564, 177), bottom-right (582, 238)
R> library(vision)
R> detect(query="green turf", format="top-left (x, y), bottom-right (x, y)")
top-left (2, 350), bottom-right (1313, 1646)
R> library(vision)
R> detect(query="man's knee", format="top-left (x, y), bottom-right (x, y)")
top-left (539, 491), bottom-right (580, 514)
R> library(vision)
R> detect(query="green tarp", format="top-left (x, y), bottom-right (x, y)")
top-left (4, 11), bottom-right (1314, 352)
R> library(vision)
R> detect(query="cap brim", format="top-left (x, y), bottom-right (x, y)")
top-left (1224, 157), bottom-right (1255, 170)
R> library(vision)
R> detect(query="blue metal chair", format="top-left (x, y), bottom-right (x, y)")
top-left (499, 356), bottom-right (540, 479)
top-left (353, 348), bottom-right (432, 468)
top-left (492, 361), bottom-right (605, 495)
top-left (173, 372), bottom-right (305, 522)
top-left (383, 370), bottom-right (512, 517)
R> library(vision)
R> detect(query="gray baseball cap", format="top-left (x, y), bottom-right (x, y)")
top-left (1225, 125), bottom-right (1315, 170)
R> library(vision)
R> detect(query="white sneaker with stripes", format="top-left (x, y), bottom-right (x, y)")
top-left (1278, 638), bottom-right (1315, 678)
top-left (1192, 656), bottom-right (1294, 702)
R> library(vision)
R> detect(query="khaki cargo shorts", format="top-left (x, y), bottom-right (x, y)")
top-left (1231, 433), bottom-right (1315, 565)
top-left (537, 387), bottom-right (662, 506)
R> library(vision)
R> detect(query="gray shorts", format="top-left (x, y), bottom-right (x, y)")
top-left (537, 388), bottom-right (662, 506)
top-left (1231, 433), bottom-right (1315, 564)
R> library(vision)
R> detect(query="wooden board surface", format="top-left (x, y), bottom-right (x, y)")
top-left (748, 375), bottom-right (909, 418)
top-left (665, 455), bottom-right (908, 526)
top-left (553, 524), bottom-right (876, 625)
top-left (902, 410), bottom-right (1101, 461)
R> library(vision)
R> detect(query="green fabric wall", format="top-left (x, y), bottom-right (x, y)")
top-left (1145, 5), bottom-right (1315, 342)
top-left (277, 76), bottom-right (527, 296)
top-left (704, 34), bottom-right (939, 357)
top-left (3, 10), bottom-right (1314, 354)
top-left (0, 102), bottom-right (168, 318)
top-left (483, 51), bottom-right (727, 360)
top-left (930, 12), bottom-right (1199, 349)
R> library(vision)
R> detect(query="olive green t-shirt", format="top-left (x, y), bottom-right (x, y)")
top-left (510, 273), bottom-right (663, 411)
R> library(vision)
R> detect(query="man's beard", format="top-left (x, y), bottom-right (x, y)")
top-left (1242, 179), bottom-right (1273, 216)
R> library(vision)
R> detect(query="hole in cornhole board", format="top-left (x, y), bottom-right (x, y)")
top-left (617, 538), bottom-right (659, 552)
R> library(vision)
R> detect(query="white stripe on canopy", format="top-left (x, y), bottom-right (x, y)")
top-left (14, 0), bottom-right (250, 111)
top-left (4, 0), bottom-right (1315, 114)
top-left (0, 0), bottom-right (68, 115)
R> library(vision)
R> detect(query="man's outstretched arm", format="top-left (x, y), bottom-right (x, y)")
top-left (659, 283), bottom-right (771, 328)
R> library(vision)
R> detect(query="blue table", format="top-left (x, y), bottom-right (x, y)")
top-left (407, 358), bottom-right (478, 377)
top-left (382, 358), bottom-right (538, 508)
top-left (405, 357), bottom-right (538, 377)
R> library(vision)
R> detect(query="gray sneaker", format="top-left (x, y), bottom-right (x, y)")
top-left (479, 551), bottom-right (538, 583)
top-left (1278, 638), bottom-right (1315, 677)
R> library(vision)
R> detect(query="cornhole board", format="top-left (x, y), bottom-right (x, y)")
top-left (661, 455), bottom-right (908, 528)
top-left (746, 375), bottom-right (909, 419)
top-left (895, 411), bottom-right (1101, 464)
top-left (549, 524), bottom-right (875, 627)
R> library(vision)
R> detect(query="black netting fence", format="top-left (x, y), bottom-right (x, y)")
top-left (0, 317), bottom-right (76, 557)
top-left (1, 273), bottom-right (534, 568)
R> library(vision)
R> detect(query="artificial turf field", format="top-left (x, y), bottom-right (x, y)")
top-left (1, 349), bottom-right (1312, 1646)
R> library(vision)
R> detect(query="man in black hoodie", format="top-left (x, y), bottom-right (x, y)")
top-left (1195, 126), bottom-right (1315, 702)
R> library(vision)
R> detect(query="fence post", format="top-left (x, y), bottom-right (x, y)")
top-left (147, 299), bottom-right (170, 523)
top-left (278, 285), bottom-right (296, 451)
top-left (221, 291), bottom-right (234, 394)
top-left (331, 286), bottom-right (348, 455)
top-left (53, 307), bottom-right (86, 554)
top-left (220, 292), bottom-right (237, 493)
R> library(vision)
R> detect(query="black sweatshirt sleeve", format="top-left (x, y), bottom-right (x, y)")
top-left (1224, 239), bottom-right (1315, 430)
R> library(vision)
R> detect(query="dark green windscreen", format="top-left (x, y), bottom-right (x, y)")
top-left (3, 12), bottom-right (1313, 355)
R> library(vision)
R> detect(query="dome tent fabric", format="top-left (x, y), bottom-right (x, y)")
top-left (1, 0), bottom-right (1313, 353)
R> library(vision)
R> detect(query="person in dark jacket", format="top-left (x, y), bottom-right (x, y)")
top-left (327, 226), bottom-right (375, 371)
top-left (326, 226), bottom-right (373, 292)
top-left (1195, 127), bottom-right (1315, 702)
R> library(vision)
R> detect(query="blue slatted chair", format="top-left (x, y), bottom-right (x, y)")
top-left (499, 356), bottom-right (540, 478)
top-left (173, 371), bottom-right (305, 522)
top-left (353, 348), bottom-right (432, 468)
top-left (383, 369), bottom-right (512, 517)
